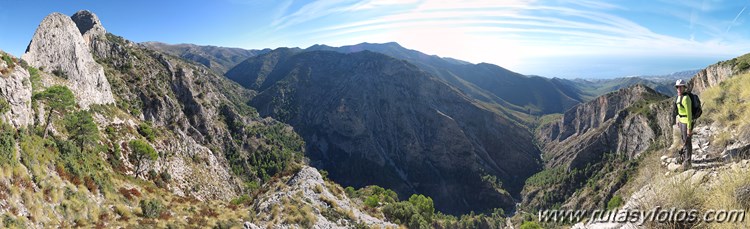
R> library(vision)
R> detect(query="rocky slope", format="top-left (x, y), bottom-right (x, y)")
top-left (0, 10), bottom-right (396, 228)
top-left (0, 51), bottom-right (33, 128)
top-left (250, 166), bottom-right (397, 228)
top-left (537, 84), bottom-right (668, 169)
top-left (689, 53), bottom-right (750, 94)
top-left (519, 53), bottom-right (750, 228)
top-left (142, 41), bottom-right (270, 74)
top-left (522, 84), bottom-right (669, 211)
top-left (228, 49), bottom-right (542, 214)
top-left (21, 12), bottom-right (115, 109)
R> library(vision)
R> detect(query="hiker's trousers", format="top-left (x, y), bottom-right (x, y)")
top-left (678, 122), bottom-right (692, 162)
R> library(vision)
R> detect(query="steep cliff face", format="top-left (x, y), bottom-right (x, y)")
top-left (689, 53), bottom-right (750, 94)
top-left (0, 52), bottom-right (33, 128)
top-left (229, 49), bottom-right (542, 214)
top-left (523, 85), bottom-right (668, 211)
top-left (537, 84), bottom-right (667, 168)
top-left (21, 12), bottom-right (115, 109)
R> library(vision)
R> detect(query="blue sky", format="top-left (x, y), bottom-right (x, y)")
top-left (1, 0), bottom-right (749, 78)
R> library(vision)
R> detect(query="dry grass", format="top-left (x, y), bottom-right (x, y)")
top-left (701, 73), bottom-right (750, 130)
top-left (701, 167), bottom-right (750, 229)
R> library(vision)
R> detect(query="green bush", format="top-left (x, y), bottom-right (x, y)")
top-left (364, 195), bottom-right (379, 208)
top-left (520, 221), bottom-right (542, 229)
top-left (64, 110), bottom-right (100, 152)
top-left (0, 97), bottom-right (9, 115)
top-left (140, 199), bottom-right (164, 218)
top-left (27, 66), bottom-right (41, 91)
top-left (0, 122), bottom-right (16, 166)
top-left (137, 122), bottom-right (156, 141)
top-left (409, 194), bottom-right (435, 220)
top-left (2, 55), bottom-right (13, 69)
top-left (230, 194), bottom-right (252, 206)
top-left (607, 195), bottom-right (623, 210)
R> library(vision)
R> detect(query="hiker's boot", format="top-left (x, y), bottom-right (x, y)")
top-left (682, 160), bottom-right (692, 171)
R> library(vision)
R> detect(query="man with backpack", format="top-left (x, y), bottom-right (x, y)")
top-left (674, 79), bottom-right (702, 169)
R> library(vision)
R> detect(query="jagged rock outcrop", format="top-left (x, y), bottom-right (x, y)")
top-left (21, 12), bottom-right (115, 109)
top-left (537, 84), bottom-right (668, 168)
top-left (70, 10), bottom-right (106, 43)
top-left (689, 54), bottom-right (750, 94)
top-left (0, 52), bottom-right (33, 128)
top-left (252, 166), bottom-right (397, 228)
top-left (229, 49), bottom-right (541, 214)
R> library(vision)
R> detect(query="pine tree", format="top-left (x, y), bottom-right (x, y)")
top-left (34, 85), bottom-right (75, 138)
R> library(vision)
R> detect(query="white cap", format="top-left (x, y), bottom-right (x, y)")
top-left (675, 79), bottom-right (687, 87)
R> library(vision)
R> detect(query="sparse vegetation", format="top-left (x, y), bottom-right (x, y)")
top-left (137, 122), bottom-right (156, 142)
top-left (0, 97), bottom-right (9, 115)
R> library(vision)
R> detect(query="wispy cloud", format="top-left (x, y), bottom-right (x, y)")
top-left (264, 0), bottom-right (750, 75)
top-left (727, 5), bottom-right (747, 32)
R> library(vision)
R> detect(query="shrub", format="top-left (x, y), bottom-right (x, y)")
top-left (0, 97), bottom-right (9, 115)
top-left (137, 122), bottom-right (155, 141)
top-left (520, 221), bottom-right (543, 229)
top-left (2, 55), bottom-right (14, 69)
top-left (230, 194), bottom-right (252, 206)
top-left (607, 195), bottom-right (623, 210)
top-left (64, 110), bottom-right (99, 152)
top-left (139, 199), bottom-right (164, 219)
top-left (27, 66), bottom-right (41, 91)
top-left (364, 195), bottom-right (379, 208)
top-left (0, 123), bottom-right (16, 166)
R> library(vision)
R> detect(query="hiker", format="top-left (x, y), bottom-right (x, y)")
top-left (674, 79), bottom-right (693, 169)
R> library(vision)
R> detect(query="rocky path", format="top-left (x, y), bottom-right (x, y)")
top-left (573, 123), bottom-right (750, 229)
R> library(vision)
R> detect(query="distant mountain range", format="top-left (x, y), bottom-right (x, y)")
top-left (141, 41), bottom-right (271, 74)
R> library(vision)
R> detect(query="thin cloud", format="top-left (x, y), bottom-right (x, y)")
top-left (727, 5), bottom-right (747, 32)
top-left (267, 0), bottom-right (750, 70)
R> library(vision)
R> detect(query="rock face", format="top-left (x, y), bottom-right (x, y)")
top-left (253, 166), bottom-right (397, 228)
top-left (228, 49), bottom-right (542, 214)
top-left (70, 10), bottom-right (106, 42)
top-left (522, 85), bottom-right (668, 211)
top-left (21, 12), bottom-right (115, 109)
top-left (689, 54), bottom-right (750, 94)
top-left (537, 85), bottom-right (668, 169)
top-left (0, 52), bottom-right (33, 128)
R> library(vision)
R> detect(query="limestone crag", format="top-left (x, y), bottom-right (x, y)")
top-left (0, 53), bottom-right (33, 128)
top-left (689, 55), bottom-right (750, 94)
top-left (70, 10), bottom-right (106, 44)
top-left (21, 12), bottom-right (114, 109)
top-left (253, 166), bottom-right (398, 228)
top-left (537, 85), bottom-right (667, 169)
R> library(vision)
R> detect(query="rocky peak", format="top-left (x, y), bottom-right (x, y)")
top-left (70, 10), bottom-right (106, 42)
top-left (21, 12), bottom-right (115, 109)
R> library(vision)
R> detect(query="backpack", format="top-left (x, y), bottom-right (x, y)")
top-left (678, 93), bottom-right (702, 120)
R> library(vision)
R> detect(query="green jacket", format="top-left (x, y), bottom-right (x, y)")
top-left (677, 94), bottom-right (693, 130)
